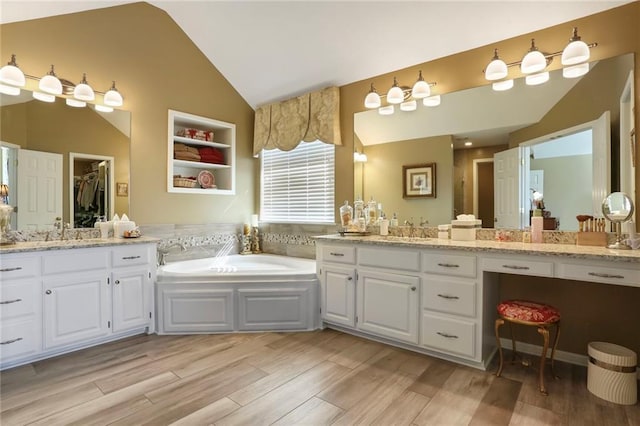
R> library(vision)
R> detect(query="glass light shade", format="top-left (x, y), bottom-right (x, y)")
top-left (464, 141), bottom-right (473, 147)
top-left (364, 90), bottom-right (381, 109)
top-left (95, 104), bottom-right (114, 113)
top-left (411, 75), bottom-right (430, 99)
top-left (562, 40), bottom-right (590, 66)
top-left (563, 62), bottom-right (590, 78)
top-left (525, 71), bottom-right (549, 86)
top-left (485, 58), bottom-right (508, 81)
top-left (521, 50), bottom-right (546, 74)
top-left (66, 98), bottom-right (86, 107)
top-left (378, 105), bottom-right (394, 115)
top-left (0, 55), bottom-right (26, 87)
top-left (386, 85), bottom-right (404, 104)
top-left (400, 100), bottom-right (417, 111)
top-left (423, 95), bottom-right (441, 107)
top-left (0, 84), bottom-right (20, 96)
top-left (73, 74), bottom-right (95, 101)
top-left (492, 79), bottom-right (514, 91)
top-left (33, 91), bottom-right (55, 102)
top-left (104, 82), bottom-right (124, 107)
top-left (39, 73), bottom-right (62, 95)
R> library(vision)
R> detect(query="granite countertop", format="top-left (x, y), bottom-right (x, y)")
top-left (313, 234), bottom-right (640, 263)
top-left (0, 236), bottom-right (159, 254)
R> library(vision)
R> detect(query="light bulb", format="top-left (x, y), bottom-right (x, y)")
top-left (103, 81), bottom-right (124, 107)
top-left (73, 73), bottom-right (95, 101)
top-left (561, 27), bottom-right (590, 66)
top-left (0, 54), bottom-right (26, 87)
top-left (520, 39), bottom-right (547, 74)
top-left (39, 65), bottom-right (63, 95)
top-left (364, 83), bottom-right (381, 109)
top-left (485, 49), bottom-right (508, 81)
top-left (411, 70), bottom-right (430, 99)
top-left (386, 77), bottom-right (404, 104)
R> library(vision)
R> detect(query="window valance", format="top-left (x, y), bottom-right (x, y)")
top-left (253, 86), bottom-right (341, 155)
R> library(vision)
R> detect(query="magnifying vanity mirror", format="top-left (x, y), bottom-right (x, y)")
top-left (1, 91), bottom-right (130, 231)
top-left (602, 191), bottom-right (635, 249)
top-left (354, 53), bottom-right (635, 231)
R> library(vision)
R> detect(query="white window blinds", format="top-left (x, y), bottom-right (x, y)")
top-left (261, 140), bottom-right (335, 223)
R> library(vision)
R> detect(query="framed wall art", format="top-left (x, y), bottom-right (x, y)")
top-left (403, 163), bottom-right (436, 198)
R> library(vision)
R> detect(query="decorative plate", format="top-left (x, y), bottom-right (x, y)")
top-left (197, 170), bottom-right (216, 188)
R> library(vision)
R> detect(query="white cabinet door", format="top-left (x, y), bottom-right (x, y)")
top-left (237, 288), bottom-right (309, 331)
top-left (320, 264), bottom-right (356, 328)
top-left (112, 268), bottom-right (149, 333)
top-left (43, 271), bottom-right (110, 349)
top-left (357, 269), bottom-right (419, 344)
top-left (161, 289), bottom-right (234, 333)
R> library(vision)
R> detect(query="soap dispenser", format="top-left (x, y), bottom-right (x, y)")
top-left (390, 213), bottom-right (398, 227)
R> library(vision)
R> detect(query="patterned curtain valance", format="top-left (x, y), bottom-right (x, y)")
top-left (253, 86), bottom-right (341, 155)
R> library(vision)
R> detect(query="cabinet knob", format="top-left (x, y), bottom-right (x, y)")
top-left (347, 276), bottom-right (353, 281)
top-left (45, 290), bottom-right (52, 295)
top-left (115, 280), bottom-right (120, 285)
top-left (411, 286), bottom-right (417, 291)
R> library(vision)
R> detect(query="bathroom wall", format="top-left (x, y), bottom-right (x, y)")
top-left (0, 2), bottom-right (256, 226)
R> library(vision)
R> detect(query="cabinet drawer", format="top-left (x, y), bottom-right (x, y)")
top-left (557, 262), bottom-right (640, 287)
top-left (481, 257), bottom-right (553, 277)
top-left (112, 245), bottom-right (151, 268)
top-left (423, 277), bottom-right (476, 317)
top-left (0, 279), bottom-right (38, 320)
top-left (320, 245), bottom-right (355, 264)
top-left (0, 319), bottom-right (41, 362)
top-left (423, 253), bottom-right (476, 278)
top-left (0, 256), bottom-right (40, 280)
top-left (43, 249), bottom-right (108, 275)
top-left (359, 247), bottom-right (420, 272)
top-left (421, 313), bottom-right (475, 358)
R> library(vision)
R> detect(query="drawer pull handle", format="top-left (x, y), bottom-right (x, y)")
top-left (45, 290), bottom-right (52, 295)
top-left (0, 337), bottom-right (23, 345)
top-left (0, 298), bottom-right (22, 305)
top-left (329, 252), bottom-right (345, 257)
top-left (437, 332), bottom-right (459, 339)
top-left (437, 294), bottom-right (460, 300)
top-left (411, 286), bottom-right (417, 291)
top-left (588, 272), bottom-right (624, 279)
top-left (122, 256), bottom-right (141, 260)
top-left (501, 265), bottom-right (530, 270)
top-left (437, 263), bottom-right (459, 268)
top-left (0, 267), bottom-right (23, 272)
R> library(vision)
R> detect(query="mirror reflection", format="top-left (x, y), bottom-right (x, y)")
top-left (354, 54), bottom-right (634, 230)
top-left (1, 92), bottom-right (130, 230)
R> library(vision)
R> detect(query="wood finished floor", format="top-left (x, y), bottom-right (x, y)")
top-left (0, 330), bottom-right (638, 426)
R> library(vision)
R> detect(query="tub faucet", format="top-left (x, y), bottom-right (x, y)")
top-left (157, 243), bottom-right (187, 266)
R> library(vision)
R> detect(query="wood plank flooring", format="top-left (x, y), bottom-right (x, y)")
top-left (0, 330), bottom-right (638, 425)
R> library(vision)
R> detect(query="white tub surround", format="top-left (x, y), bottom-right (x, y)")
top-left (0, 238), bottom-right (157, 370)
top-left (314, 235), bottom-right (639, 371)
top-left (156, 254), bottom-right (320, 334)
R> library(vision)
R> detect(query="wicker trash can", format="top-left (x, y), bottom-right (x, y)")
top-left (587, 342), bottom-right (637, 405)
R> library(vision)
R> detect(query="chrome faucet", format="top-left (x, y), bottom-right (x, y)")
top-left (157, 242), bottom-right (187, 266)
top-left (404, 218), bottom-right (416, 238)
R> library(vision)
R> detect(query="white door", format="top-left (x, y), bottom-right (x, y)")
top-left (17, 149), bottom-right (63, 230)
top-left (112, 268), bottom-right (149, 333)
top-left (619, 71), bottom-right (635, 223)
top-left (494, 147), bottom-right (523, 229)
top-left (43, 271), bottom-right (110, 349)
top-left (357, 269), bottom-right (419, 344)
top-left (320, 264), bottom-right (356, 327)
top-left (591, 111), bottom-right (611, 216)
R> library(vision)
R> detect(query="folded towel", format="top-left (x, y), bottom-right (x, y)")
top-left (198, 147), bottom-right (224, 164)
top-left (174, 143), bottom-right (200, 155)
top-left (174, 151), bottom-right (201, 162)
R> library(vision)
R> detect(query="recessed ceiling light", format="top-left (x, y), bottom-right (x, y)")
top-left (465, 141), bottom-right (473, 147)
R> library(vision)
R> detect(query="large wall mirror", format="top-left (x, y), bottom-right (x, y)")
top-left (354, 53), bottom-right (635, 231)
top-left (0, 92), bottom-right (130, 230)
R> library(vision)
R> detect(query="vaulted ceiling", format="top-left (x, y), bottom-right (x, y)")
top-left (1, 1), bottom-right (632, 108)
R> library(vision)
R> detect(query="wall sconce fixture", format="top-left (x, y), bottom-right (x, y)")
top-left (353, 152), bottom-right (368, 163)
top-left (364, 71), bottom-right (438, 115)
top-left (483, 27), bottom-right (597, 91)
top-left (0, 54), bottom-right (124, 112)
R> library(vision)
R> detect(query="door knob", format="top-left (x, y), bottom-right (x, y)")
top-left (411, 286), bottom-right (417, 291)
top-left (45, 289), bottom-right (52, 295)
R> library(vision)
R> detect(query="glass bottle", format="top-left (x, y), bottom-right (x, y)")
top-left (367, 196), bottom-right (377, 225)
top-left (339, 200), bottom-right (352, 228)
top-left (354, 197), bottom-right (364, 222)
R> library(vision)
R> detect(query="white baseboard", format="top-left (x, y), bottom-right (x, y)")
top-left (499, 337), bottom-right (640, 380)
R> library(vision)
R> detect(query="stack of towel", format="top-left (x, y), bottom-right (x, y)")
top-left (198, 147), bottom-right (224, 164)
top-left (174, 143), bottom-right (200, 162)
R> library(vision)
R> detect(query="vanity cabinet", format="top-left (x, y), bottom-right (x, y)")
top-left (167, 109), bottom-right (236, 194)
top-left (320, 264), bottom-right (356, 327)
top-left (0, 243), bottom-right (155, 370)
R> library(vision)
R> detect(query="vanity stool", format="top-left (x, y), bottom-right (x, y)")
top-left (494, 299), bottom-right (561, 395)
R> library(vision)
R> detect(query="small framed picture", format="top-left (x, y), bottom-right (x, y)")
top-left (116, 182), bottom-right (128, 197)
top-left (403, 163), bottom-right (436, 198)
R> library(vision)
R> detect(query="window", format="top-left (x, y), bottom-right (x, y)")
top-left (261, 140), bottom-right (335, 223)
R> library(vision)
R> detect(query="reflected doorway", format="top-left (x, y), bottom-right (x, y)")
top-left (473, 158), bottom-right (494, 228)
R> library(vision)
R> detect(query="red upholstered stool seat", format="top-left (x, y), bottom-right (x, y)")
top-left (495, 299), bottom-right (561, 395)
top-left (497, 300), bottom-right (561, 324)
